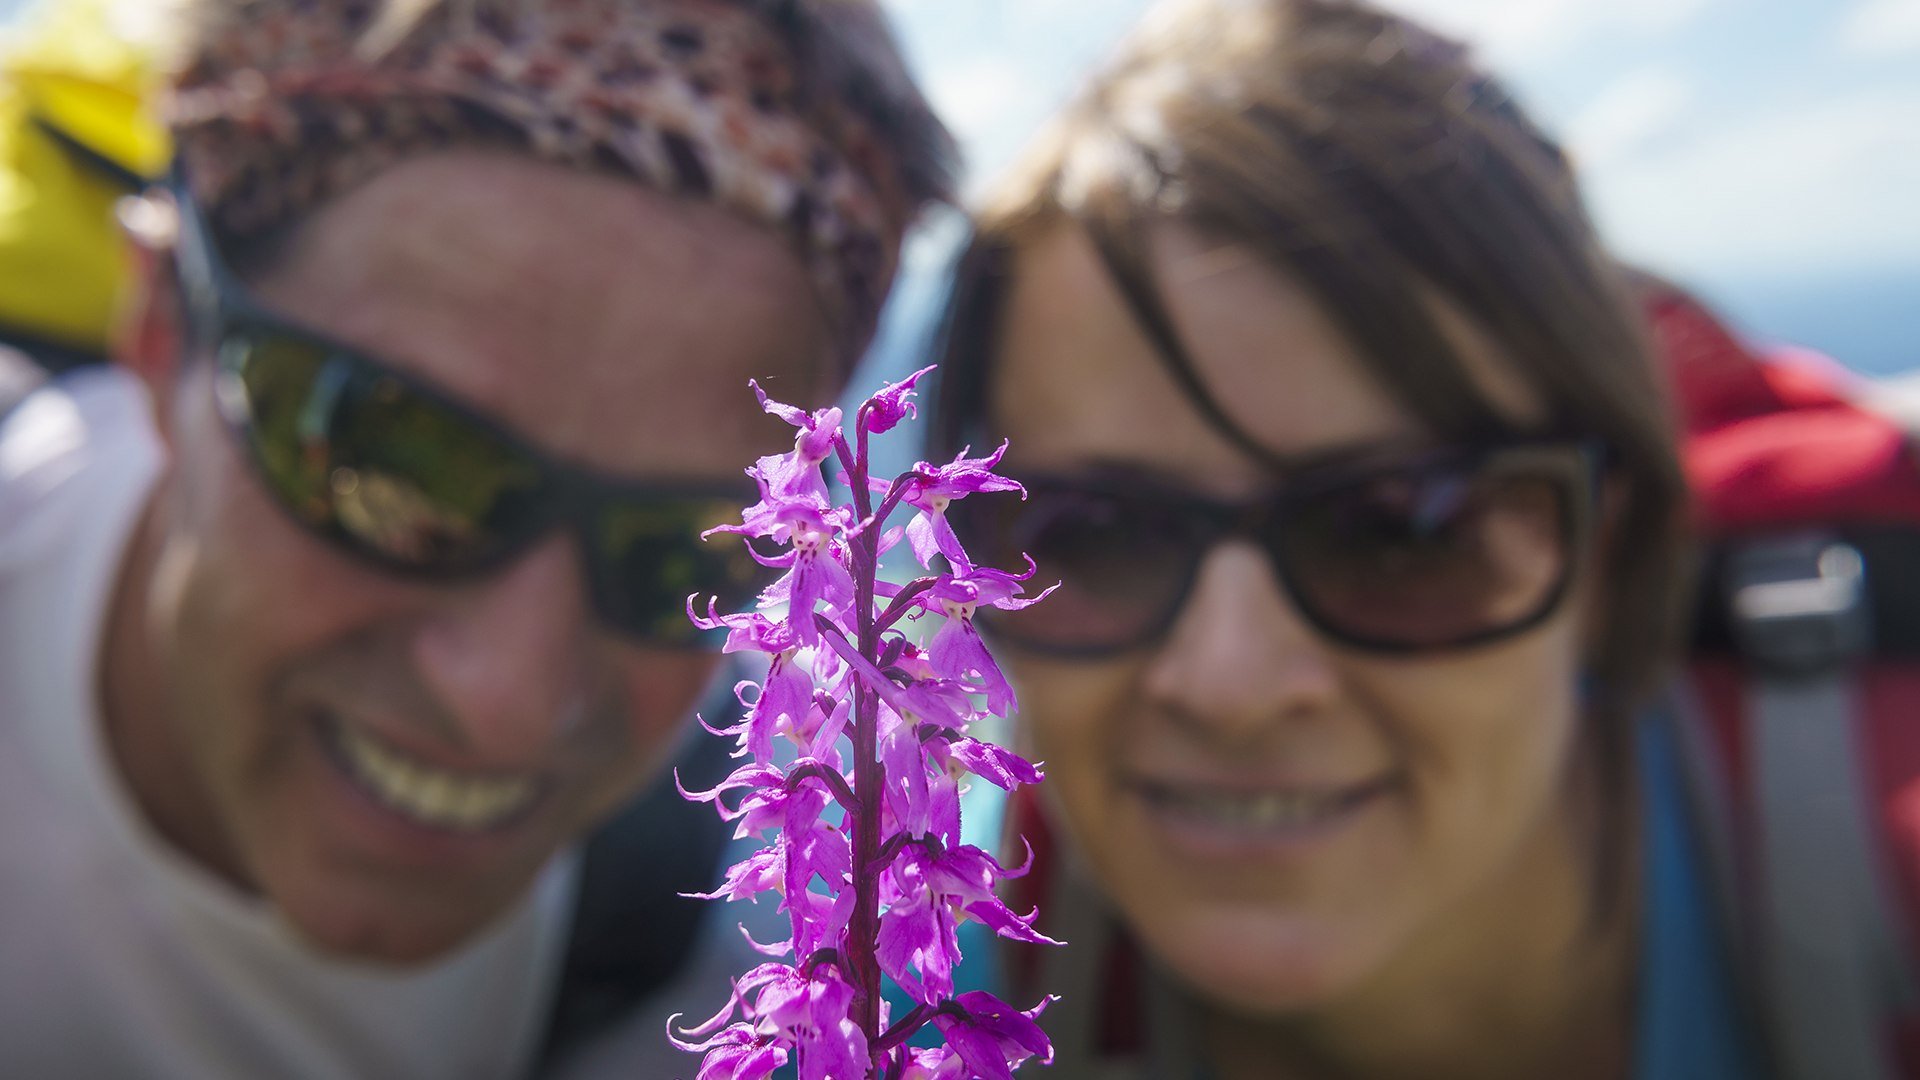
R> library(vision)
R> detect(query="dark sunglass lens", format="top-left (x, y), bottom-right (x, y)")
top-left (960, 487), bottom-right (1195, 651)
top-left (591, 497), bottom-right (766, 645)
top-left (325, 370), bottom-right (544, 570)
top-left (225, 331), bottom-right (542, 572)
top-left (1280, 459), bottom-right (1573, 648)
top-left (219, 331), bottom-right (341, 526)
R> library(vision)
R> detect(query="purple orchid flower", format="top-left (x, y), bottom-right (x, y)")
top-left (863, 365), bottom-right (935, 435)
top-left (678, 370), bottom-right (1058, 1079)
top-left (890, 443), bottom-right (1025, 570)
top-left (930, 993), bottom-right (1058, 1080)
top-left (735, 649), bottom-right (813, 762)
top-left (888, 993), bottom-right (1058, 1080)
top-left (905, 564), bottom-right (1053, 719)
top-left (668, 1023), bottom-right (788, 1080)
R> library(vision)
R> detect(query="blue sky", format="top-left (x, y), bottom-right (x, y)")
top-left (876, 0), bottom-right (1919, 373)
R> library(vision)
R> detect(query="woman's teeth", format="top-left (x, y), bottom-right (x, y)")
top-left (324, 719), bottom-right (540, 832)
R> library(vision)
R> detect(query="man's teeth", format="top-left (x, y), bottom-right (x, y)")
top-left (1148, 787), bottom-right (1356, 829)
top-left (329, 721), bottom-right (538, 831)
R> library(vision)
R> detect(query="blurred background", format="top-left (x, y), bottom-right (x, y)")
top-left (872, 0), bottom-right (1918, 379)
top-left (3, 0), bottom-right (1911, 378)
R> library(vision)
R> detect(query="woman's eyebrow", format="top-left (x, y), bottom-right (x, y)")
top-left (1019, 457), bottom-right (1201, 490)
top-left (1267, 436), bottom-right (1438, 475)
top-left (1009, 436), bottom-right (1447, 496)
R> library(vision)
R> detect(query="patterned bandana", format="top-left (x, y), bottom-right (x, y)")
top-left (165, 0), bottom-right (920, 359)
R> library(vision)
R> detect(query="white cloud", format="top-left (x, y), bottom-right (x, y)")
top-left (1564, 68), bottom-right (1692, 170)
top-left (888, 0), bottom-right (1155, 195)
top-left (1386, 0), bottom-right (1715, 71)
top-left (1586, 90), bottom-right (1920, 278)
top-left (881, 0), bottom-right (1913, 287)
top-left (1836, 0), bottom-right (1920, 54)
top-left (922, 52), bottom-right (1083, 196)
top-left (1007, 0), bottom-right (1143, 25)
top-left (884, 0), bottom-right (1727, 196)
top-left (925, 56), bottom-right (1029, 147)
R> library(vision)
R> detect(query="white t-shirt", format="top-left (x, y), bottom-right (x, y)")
top-left (0, 369), bottom-right (579, 1080)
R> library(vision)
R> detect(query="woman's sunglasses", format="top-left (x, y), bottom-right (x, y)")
top-left (168, 178), bottom-right (767, 646)
top-left (948, 440), bottom-right (1602, 656)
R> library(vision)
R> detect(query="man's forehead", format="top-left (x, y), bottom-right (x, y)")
top-left (247, 153), bottom-right (833, 476)
top-left (166, 0), bottom-right (936, 362)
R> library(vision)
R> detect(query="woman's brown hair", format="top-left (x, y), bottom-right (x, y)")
top-left (934, 0), bottom-right (1693, 894)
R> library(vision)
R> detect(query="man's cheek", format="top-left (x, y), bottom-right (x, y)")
top-left (616, 655), bottom-right (720, 761)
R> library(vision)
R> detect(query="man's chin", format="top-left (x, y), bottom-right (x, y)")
top-left (230, 758), bottom-right (565, 966)
top-left (257, 857), bottom-right (535, 967)
top-left (282, 896), bottom-right (500, 967)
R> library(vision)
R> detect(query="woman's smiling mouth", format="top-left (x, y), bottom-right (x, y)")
top-left (1131, 776), bottom-right (1396, 855)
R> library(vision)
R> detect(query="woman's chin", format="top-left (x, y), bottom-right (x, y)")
top-left (1142, 906), bottom-right (1386, 1016)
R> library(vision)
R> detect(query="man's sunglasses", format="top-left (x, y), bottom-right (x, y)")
top-left (168, 179), bottom-right (766, 646)
top-left (948, 440), bottom-right (1603, 656)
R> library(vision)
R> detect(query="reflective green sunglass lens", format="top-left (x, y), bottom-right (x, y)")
top-left (325, 372), bottom-right (543, 568)
top-left (594, 499), bottom-right (763, 642)
top-left (222, 332), bottom-right (337, 526)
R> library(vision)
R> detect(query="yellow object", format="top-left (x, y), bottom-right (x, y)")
top-left (0, 0), bottom-right (169, 356)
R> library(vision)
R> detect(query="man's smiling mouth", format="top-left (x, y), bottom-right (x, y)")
top-left (316, 714), bottom-right (545, 832)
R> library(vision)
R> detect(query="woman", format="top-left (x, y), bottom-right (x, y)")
top-left (931, 0), bottom-right (1761, 1076)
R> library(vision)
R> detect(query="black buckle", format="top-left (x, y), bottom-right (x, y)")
top-left (1725, 531), bottom-right (1872, 675)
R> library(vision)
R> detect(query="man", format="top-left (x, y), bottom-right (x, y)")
top-left (0, 1), bottom-right (952, 1075)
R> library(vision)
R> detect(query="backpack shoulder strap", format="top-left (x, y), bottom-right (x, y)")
top-left (533, 686), bottom-right (739, 1071)
top-left (1683, 531), bottom-right (1915, 1080)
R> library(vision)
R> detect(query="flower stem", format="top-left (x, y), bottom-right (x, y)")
top-left (843, 430), bottom-right (885, 1076)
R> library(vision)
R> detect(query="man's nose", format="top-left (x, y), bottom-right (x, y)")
top-left (1140, 539), bottom-right (1341, 743)
top-left (411, 534), bottom-right (594, 764)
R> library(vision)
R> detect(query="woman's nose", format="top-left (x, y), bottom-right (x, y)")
top-left (1139, 539), bottom-right (1341, 742)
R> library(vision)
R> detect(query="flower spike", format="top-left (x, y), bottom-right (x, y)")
top-left (679, 369), bottom-right (1059, 1078)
